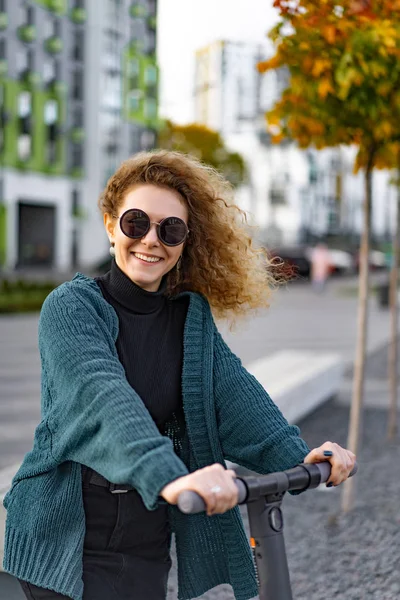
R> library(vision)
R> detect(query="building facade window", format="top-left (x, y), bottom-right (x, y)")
top-left (43, 59), bottom-right (55, 84)
top-left (17, 91), bottom-right (32, 161)
top-left (0, 0), bottom-right (6, 13)
top-left (16, 48), bottom-right (28, 75)
top-left (144, 64), bottom-right (156, 85)
top-left (143, 98), bottom-right (156, 120)
top-left (0, 38), bottom-right (5, 60)
top-left (146, 31), bottom-right (156, 54)
top-left (71, 143), bottom-right (83, 168)
top-left (27, 48), bottom-right (34, 72)
top-left (140, 129), bottom-right (155, 150)
top-left (127, 90), bottom-right (141, 112)
top-left (44, 99), bottom-right (59, 163)
top-left (130, 128), bottom-right (141, 154)
top-left (71, 189), bottom-right (81, 268)
top-left (72, 29), bottom-right (84, 62)
top-left (53, 18), bottom-right (61, 37)
top-left (72, 106), bottom-right (84, 128)
top-left (128, 58), bottom-right (140, 89)
top-left (72, 69), bottom-right (83, 100)
top-left (19, 5), bottom-right (34, 26)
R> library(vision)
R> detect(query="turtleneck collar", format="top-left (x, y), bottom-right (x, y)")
top-left (101, 259), bottom-right (167, 314)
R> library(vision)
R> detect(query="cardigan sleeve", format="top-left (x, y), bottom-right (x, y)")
top-left (38, 285), bottom-right (188, 510)
top-left (213, 325), bottom-right (310, 475)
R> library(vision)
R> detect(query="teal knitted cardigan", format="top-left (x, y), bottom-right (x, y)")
top-left (3, 273), bottom-right (310, 600)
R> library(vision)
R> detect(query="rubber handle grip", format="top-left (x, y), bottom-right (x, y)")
top-left (315, 459), bottom-right (358, 483)
top-left (178, 478), bottom-right (247, 514)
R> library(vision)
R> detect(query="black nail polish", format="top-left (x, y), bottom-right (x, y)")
top-left (326, 482), bottom-right (334, 488)
top-left (324, 450), bottom-right (333, 457)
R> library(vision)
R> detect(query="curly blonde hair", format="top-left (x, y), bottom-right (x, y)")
top-left (98, 150), bottom-right (278, 320)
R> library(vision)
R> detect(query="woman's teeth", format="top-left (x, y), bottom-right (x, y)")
top-left (133, 253), bottom-right (162, 263)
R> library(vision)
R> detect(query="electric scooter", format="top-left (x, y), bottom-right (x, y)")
top-left (178, 461), bottom-right (358, 600)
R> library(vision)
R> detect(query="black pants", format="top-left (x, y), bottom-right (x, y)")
top-left (19, 468), bottom-right (172, 600)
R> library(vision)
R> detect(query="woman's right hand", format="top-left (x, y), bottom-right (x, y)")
top-left (160, 463), bottom-right (238, 516)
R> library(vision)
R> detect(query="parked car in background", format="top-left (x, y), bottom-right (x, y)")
top-left (354, 250), bottom-right (388, 272)
top-left (324, 249), bottom-right (354, 276)
top-left (268, 246), bottom-right (311, 279)
top-left (269, 245), bottom-right (355, 281)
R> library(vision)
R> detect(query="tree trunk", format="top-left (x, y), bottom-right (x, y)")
top-left (387, 172), bottom-right (400, 440)
top-left (341, 152), bottom-right (374, 513)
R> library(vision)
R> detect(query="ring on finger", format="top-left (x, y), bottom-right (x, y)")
top-left (210, 485), bottom-right (222, 494)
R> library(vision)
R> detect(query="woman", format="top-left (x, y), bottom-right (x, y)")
top-left (3, 151), bottom-right (355, 600)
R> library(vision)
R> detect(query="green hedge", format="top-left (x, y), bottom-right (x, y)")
top-left (0, 279), bottom-right (57, 313)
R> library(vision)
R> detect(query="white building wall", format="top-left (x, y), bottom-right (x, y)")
top-left (80, 0), bottom-right (109, 268)
top-left (4, 171), bottom-right (72, 270)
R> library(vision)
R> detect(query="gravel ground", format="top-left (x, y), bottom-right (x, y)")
top-left (347, 334), bottom-right (400, 380)
top-left (167, 399), bottom-right (400, 600)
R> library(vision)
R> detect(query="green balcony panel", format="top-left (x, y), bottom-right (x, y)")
top-left (147, 15), bottom-right (157, 30)
top-left (1, 79), bottom-right (67, 175)
top-left (18, 25), bottom-right (37, 43)
top-left (45, 36), bottom-right (63, 54)
top-left (72, 206), bottom-right (87, 220)
top-left (0, 60), bottom-right (7, 76)
top-left (70, 166), bottom-right (84, 179)
top-left (22, 71), bottom-right (41, 86)
top-left (33, 0), bottom-right (67, 15)
top-left (3, 80), bottom-right (21, 167)
top-left (48, 81), bottom-right (67, 95)
top-left (130, 3), bottom-right (148, 18)
top-left (123, 48), bottom-right (159, 128)
top-left (131, 40), bottom-right (145, 53)
top-left (49, 0), bottom-right (67, 15)
top-left (0, 204), bottom-right (6, 267)
top-left (70, 7), bottom-right (87, 23)
top-left (70, 127), bottom-right (85, 144)
top-left (0, 12), bottom-right (8, 30)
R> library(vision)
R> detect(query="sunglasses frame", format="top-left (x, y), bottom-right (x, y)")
top-left (119, 209), bottom-right (189, 247)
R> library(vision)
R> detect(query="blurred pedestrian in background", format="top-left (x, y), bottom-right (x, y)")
top-left (3, 151), bottom-right (355, 600)
top-left (310, 242), bottom-right (331, 292)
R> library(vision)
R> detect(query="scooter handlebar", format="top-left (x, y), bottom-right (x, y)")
top-left (177, 461), bottom-right (358, 515)
top-left (317, 459), bottom-right (358, 483)
top-left (178, 478), bottom-right (248, 514)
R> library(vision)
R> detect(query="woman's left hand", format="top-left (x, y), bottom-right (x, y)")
top-left (303, 441), bottom-right (356, 487)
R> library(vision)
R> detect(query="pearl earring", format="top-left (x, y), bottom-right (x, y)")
top-left (109, 243), bottom-right (115, 257)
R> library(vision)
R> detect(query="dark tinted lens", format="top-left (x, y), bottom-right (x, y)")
top-left (159, 217), bottom-right (187, 246)
top-left (120, 210), bottom-right (149, 238)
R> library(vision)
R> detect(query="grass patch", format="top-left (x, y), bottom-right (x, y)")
top-left (336, 285), bottom-right (379, 297)
top-left (0, 279), bottom-right (57, 313)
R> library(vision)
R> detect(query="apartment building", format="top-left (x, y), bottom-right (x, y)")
top-left (0, 0), bottom-right (159, 271)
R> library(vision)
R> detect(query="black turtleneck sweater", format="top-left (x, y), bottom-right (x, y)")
top-left (95, 260), bottom-right (189, 433)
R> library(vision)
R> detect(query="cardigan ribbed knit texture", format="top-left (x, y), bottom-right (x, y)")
top-left (2, 273), bottom-right (310, 600)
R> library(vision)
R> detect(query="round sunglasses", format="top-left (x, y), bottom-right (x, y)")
top-left (119, 209), bottom-right (189, 247)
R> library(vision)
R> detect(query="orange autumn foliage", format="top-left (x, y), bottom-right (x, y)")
top-left (260, 0), bottom-right (400, 171)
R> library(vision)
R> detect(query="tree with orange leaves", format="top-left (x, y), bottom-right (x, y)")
top-left (158, 120), bottom-right (247, 187)
top-left (258, 0), bottom-right (400, 511)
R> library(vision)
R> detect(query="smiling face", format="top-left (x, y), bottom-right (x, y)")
top-left (104, 184), bottom-right (188, 292)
